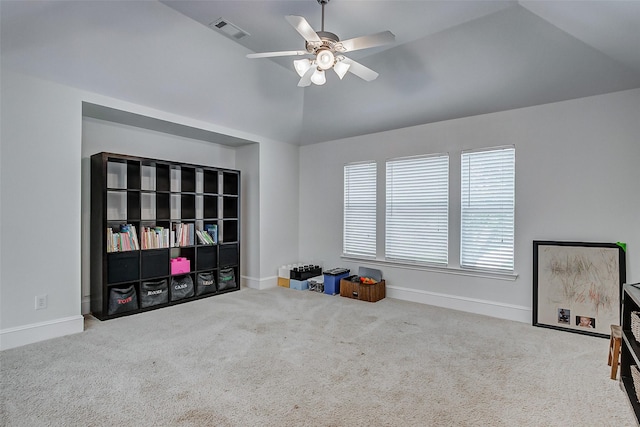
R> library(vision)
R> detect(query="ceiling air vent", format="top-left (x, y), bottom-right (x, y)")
top-left (208, 18), bottom-right (250, 40)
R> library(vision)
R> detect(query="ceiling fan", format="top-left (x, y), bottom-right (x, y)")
top-left (246, 0), bottom-right (395, 87)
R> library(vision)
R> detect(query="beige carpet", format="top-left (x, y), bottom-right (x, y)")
top-left (0, 287), bottom-right (635, 426)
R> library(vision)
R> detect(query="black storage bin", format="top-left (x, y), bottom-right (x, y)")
top-left (141, 249), bottom-right (169, 279)
top-left (171, 274), bottom-right (194, 301)
top-left (219, 243), bottom-right (238, 267)
top-left (140, 279), bottom-right (169, 308)
top-left (218, 267), bottom-right (236, 291)
top-left (196, 246), bottom-right (217, 271)
top-left (108, 285), bottom-right (138, 315)
top-left (107, 251), bottom-right (139, 284)
top-left (196, 272), bottom-right (216, 296)
top-left (290, 265), bottom-right (322, 280)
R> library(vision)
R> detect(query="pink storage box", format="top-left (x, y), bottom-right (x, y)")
top-left (171, 257), bottom-right (190, 275)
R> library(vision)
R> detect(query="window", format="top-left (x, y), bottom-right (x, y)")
top-left (343, 162), bottom-right (377, 257)
top-left (460, 147), bottom-right (515, 272)
top-left (386, 155), bottom-right (449, 265)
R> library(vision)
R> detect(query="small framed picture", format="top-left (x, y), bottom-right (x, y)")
top-left (575, 315), bottom-right (595, 329)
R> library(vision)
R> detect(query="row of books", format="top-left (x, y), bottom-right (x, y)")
top-left (174, 223), bottom-right (194, 247)
top-left (107, 223), bottom-right (218, 252)
top-left (141, 226), bottom-right (170, 249)
top-left (106, 224), bottom-right (140, 253)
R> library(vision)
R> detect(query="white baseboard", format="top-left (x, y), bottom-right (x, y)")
top-left (241, 275), bottom-right (277, 290)
top-left (387, 285), bottom-right (531, 324)
top-left (0, 315), bottom-right (85, 351)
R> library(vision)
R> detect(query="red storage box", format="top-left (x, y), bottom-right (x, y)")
top-left (171, 257), bottom-right (190, 275)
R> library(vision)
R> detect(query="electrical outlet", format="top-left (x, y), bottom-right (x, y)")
top-left (35, 294), bottom-right (47, 310)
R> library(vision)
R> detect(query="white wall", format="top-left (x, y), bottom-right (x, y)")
top-left (256, 141), bottom-right (300, 288)
top-left (299, 89), bottom-right (640, 322)
top-left (80, 118), bottom-right (239, 313)
top-left (0, 69), bottom-right (283, 349)
top-left (236, 143), bottom-right (261, 285)
top-left (1, 71), bottom-right (84, 348)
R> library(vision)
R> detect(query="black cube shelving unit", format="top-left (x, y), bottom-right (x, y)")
top-left (91, 152), bottom-right (241, 320)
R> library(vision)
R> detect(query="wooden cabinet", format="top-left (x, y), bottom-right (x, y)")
top-left (90, 152), bottom-right (240, 320)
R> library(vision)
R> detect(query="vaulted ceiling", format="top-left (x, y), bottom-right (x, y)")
top-left (2, 1), bottom-right (640, 145)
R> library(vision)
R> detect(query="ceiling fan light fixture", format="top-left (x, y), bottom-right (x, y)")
top-left (333, 60), bottom-right (350, 79)
top-left (316, 49), bottom-right (335, 70)
top-left (247, 0), bottom-right (395, 87)
top-left (310, 69), bottom-right (326, 85)
top-left (293, 58), bottom-right (312, 77)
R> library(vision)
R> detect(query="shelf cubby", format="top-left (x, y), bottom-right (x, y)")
top-left (223, 171), bottom-right (239, 195)
top-left (204, 195), bottom-right (219, 219)
top-left (181, 194), bottom-right (196, 220)
top-left (221, 219), bottom-right (238, 243)
top-left (156, 164), bottom-right (171, 192)
top-left (127, 161), bottom-right (141, 190)
top-left (141, 192), bottom-right (156, 220)
top-left (170, 247), bottom-right (196, 273)
top-left (223, 196), bottom-right (238, 219)
top-left (203, 170), bottom-right (219, 194)
top-left (141, 163), bottom-right (156, 191)
top-left (181, 166), bottom-right (196, 193)
top-left (170, 166), bottom-right (181, 192)
top-left (156, 193), bottom-right (171, 220)
top-left (126, 191), bottom-right (141, 220)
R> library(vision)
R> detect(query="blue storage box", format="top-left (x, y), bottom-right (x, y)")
top-left (323, 268), bottom-right (350, 295)
top-left (290, 279), bottom-right (309, 290)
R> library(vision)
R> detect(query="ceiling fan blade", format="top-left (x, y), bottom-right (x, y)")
top-left (285, 15), bottom-right (321, 43)
top-left (339, 31), bottom-right (395, 52)
top-left (297, 66), bottom-right (316, 87)
top-left (341, 57), bottom-right (379, 82)
top-left (247, 50), bottom-right (308, 59)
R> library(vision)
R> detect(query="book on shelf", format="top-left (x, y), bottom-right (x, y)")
top-left (106, 224), bottom-right (139, 252)
top-left (205, 224), bottom-right (218, 244)
top-left (195, 230), bottom-right (208, 245)
top-left (174, 223), bottom-right (182, 247)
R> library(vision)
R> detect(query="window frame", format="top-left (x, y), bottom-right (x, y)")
top-left (343, 161), bottom-right (377, 258)
top-left (385, 153), bottom-right (449, 266)
top-left (460, 146), bottom-right (515, 273)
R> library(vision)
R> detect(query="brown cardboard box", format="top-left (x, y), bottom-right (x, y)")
top-left (339, 278), bottom-right (385, 302)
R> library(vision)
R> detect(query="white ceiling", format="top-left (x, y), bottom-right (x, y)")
top-left (2, 1), bottom-right (640, 145)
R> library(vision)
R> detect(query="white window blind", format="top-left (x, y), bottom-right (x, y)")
top-left (461, 147), bottom-right (515, 272)
top-left (343, 162), bottom-right (377, 257)
top-left (386, 155), bottom-right (449, 265)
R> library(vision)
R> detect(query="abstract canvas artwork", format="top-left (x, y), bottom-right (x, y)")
top-left (533, 241), bottom-right (626, 338)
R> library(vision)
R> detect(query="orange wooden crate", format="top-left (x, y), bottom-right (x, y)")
top-left (340, 278), bottom-right (385, 302)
